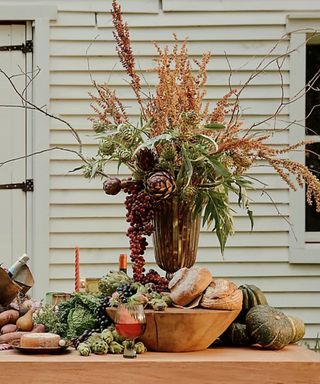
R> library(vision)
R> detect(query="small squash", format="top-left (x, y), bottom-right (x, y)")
top-left (287, 316), bottom-right (305, 344)
top-left (237, 284), bottom-right (268, 323)
top-left (220, 322), bottom-right (251, 346)
top-left (246, 305), bottom-right (293, 350)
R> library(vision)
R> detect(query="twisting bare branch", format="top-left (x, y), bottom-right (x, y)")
top-left (0, 146), bottom-right (110, 179)
top-left (0, 67), bottom-right (83, 153)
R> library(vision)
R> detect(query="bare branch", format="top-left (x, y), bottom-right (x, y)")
top-left (0, 67), bottom-right (83, 153)
top-left (0, 146), bottom-right (110, 179)
top-left (260, 188), bottom-right (297, 241)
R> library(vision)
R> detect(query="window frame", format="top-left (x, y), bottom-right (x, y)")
top-left (287, 14), bottom-right (320, 263)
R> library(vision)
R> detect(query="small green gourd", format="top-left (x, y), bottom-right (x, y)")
top-left (220, 322), bottom-right (251, 346)
top-left (237, 284), bottom-right (268, 323)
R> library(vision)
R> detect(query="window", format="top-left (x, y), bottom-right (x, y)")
top-left (305, 38), bottom-right (320, 237)
top-left (287, 17), bottom-right (320, 263)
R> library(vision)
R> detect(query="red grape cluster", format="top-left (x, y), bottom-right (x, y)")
top-left (124, 182), bottom-right (168, 291)
top-left (144, 269), bottom-right (168, 292)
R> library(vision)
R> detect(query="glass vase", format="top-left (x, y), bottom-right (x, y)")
top-left (153, 196), bottom-right (201, 278)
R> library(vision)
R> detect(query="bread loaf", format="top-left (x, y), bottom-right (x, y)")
top-left (169, 267), bottom-right (212, 306)
top-left (20, 333), bottom-right (60, 348)
top-left (200, 279), bottom-right (243, 310)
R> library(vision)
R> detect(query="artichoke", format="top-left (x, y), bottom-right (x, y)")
top-left (77, 342), bottom-right (91, 356)
top-left (109, 341), bottom-right (124, 354)
top-left (149, 298), bottom-right (167, 311)
top-left (101, 329), bottom-right (113, 344)
top-left (91, 339), bottom-right (108, 355)
top-left (135, 342), bottom-right (147, 354)
top-left (136, 147), bottom-right (157, 171)
top-left (111, 329), bottom-right (125, 344)
top-left (146, 171), bottom-right (176, 200)
top-left (98, 271), bottom-right (132, 296)
top-left (103, 177), bottom-right (122, 195)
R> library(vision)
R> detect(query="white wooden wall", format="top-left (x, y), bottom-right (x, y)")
top-left (45, 0), bottom-right (320, 346)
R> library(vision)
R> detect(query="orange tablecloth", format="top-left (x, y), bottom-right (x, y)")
top-left (0, 345), bottom-right (319, 384)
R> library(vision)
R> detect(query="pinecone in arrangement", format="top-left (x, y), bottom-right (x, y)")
top-left (103, 177), bottom-right (122, 195)
top-left (146, 171), bottom-right (176, 200)
top-left (136, 147), bottom-right (157, 172)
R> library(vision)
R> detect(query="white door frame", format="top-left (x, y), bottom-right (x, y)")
top-left (0, 4), bottom-right (57, 298)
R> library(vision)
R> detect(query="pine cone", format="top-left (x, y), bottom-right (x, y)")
top-left (146, 171), bottom-right (176, 200)
top-left (103, 177), bottom-right (122, 195)
top-left (136, 148), bottom-right (157, 172)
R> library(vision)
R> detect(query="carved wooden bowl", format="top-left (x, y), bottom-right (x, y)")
top-left (107, 307), bottom-right (240, 352)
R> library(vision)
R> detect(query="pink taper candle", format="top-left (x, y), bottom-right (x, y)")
top-left (75, 246), bottom-right (80, 292)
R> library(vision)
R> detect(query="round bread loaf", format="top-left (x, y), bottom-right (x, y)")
top-left (200, 279), bottom-right (243, 310)
top-left (169, 267), bottom-right (212, 306)
top-left (20, 333), bottom-right (60, 348)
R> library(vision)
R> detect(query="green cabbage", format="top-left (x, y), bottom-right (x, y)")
top-left (66, 304), bottom-right (97, 338)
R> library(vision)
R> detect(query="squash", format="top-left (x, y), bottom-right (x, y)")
top-left (287, 316), bottom-right (305, 344)
top-left (237, 284), bottom-right (268, 323)
top-left (246, 305), bottom-right (293, 350)
top-left (220, 322), bottom-right (251, 346)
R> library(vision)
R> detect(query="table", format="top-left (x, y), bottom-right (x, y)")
top-left (0, 345), bottom-right (319, 384)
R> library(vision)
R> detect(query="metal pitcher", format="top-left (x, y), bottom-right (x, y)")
top-left (0, 265), bottom-right (34, 307)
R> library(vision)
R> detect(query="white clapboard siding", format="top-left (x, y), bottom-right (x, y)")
top-left (46, 1), bottom-right (320, 344)
top-left (50, 40), bottom-right (290, 57)
top-left (161, 0), bottom-right (320, 12)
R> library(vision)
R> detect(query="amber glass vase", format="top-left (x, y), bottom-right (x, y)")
top-left (153, 196), bottom-right (201, 277)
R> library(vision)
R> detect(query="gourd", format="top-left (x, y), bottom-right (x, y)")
top-left (220, 322), bottom-right (251, 346)
top-left (246, 305), bottom-right (293, 350)
top-left (237, 284), bottom-right (268, 323)
top-left (287, 316), bottom-right (305, 344)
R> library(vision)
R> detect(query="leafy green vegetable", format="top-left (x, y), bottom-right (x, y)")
top-left (66, 304), bottom-right (97, 339)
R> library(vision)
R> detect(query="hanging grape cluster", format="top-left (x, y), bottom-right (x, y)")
top-left (124, 182), bottom-right (168, 291)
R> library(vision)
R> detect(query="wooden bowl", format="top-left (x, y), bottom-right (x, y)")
top-left (107, 307), bottom-right (240, 352)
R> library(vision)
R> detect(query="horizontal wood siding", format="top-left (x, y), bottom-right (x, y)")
top-left (47, 1), bottom-right (320, 346)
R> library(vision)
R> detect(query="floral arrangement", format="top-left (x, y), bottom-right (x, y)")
top-left (82, 0), bottom-right (320, 288)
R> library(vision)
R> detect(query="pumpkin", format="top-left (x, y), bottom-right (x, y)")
top-left (287, 316), bottom-right (305, 344)
top-left (237, 284), bottom-right (268, 323)
top-left (246, 305), bottom-right (293, 350)
top-left (220, 322), bottom-right (251, 346)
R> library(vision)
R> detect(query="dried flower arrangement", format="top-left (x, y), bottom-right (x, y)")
top-left (82, 0), bottom-right (320, 288)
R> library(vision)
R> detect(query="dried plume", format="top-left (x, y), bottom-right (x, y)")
top-left (111, 0), bottom-right (144, 115)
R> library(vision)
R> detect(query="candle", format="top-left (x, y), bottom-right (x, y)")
top-left (75, 246), bottom-right (80, 292)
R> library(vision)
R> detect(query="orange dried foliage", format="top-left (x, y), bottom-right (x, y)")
top-left (90, 0), bottom-right (320, 211)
